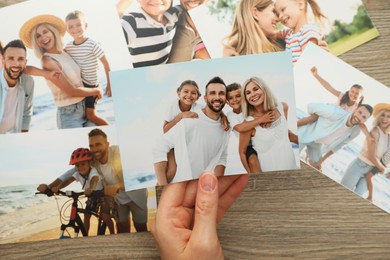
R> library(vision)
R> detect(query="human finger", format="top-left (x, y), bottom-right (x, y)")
top-left (191, 173), bottom-right (219, 247)
top-left (217, 173), bottom-right (249, 222)
top-left (158, 180), bottom-right (188, 210)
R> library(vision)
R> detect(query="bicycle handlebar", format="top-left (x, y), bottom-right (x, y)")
top-left (36, 189), bottom-right (105, 199)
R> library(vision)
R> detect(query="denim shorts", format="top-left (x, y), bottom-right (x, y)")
top-left (340, 157), bottom-right (374, 196)
top-left (56, 100), bottom-right (88, 129)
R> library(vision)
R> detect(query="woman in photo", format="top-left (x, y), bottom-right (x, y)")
top-left (341, 103), bottom-right (390, 199)
top-left (239, 77), bottom-right (297, 172)
top-left (19, 14), bottom-right (101, 129)
top-left (223, 0), bottom-right (282, 56)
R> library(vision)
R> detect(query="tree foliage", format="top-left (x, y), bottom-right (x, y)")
top-left (326, 5), bottom-right (374, 43)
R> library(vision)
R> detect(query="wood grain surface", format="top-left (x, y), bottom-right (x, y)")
top-left (1, 0), bottom-right (390, 259)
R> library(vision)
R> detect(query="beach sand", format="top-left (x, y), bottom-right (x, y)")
top-left (1, 189), bottom-right (157, 244)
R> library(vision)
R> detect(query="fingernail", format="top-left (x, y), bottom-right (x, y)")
top-left (200, 173), bottom-right (217, 192)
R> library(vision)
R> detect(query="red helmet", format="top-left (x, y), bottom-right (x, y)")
top-left (69, 148), bottom-right (93, 165)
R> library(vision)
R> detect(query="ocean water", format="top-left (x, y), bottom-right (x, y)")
top-left (30, 83), bottom-right (115, 131)
top-left (0, 184), bottom-right (51, 215)
top-left (124, 172), bottom-right (157, 191)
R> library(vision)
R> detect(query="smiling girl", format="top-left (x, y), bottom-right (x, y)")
top-left (274, 0), bottom-right (326, 62)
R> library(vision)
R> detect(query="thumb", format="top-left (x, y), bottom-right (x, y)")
top-left (191, 172), bottom-right (219, 244)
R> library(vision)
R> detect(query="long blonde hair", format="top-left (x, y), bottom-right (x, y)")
top-left (304, 0), bottom-right (327, 26)
top-left (225, 0), bottom-right (282, 55)
top-left (241, 77), bottom-right (278, 118)
top-left (31, 23), bottom-right (64, 59)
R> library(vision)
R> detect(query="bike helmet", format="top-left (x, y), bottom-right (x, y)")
top-left (69, 148), bottom-right (93, 165)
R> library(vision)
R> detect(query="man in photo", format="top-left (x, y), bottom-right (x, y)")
top-left (153, 76), bottom-right (230, 185)
top-left (0, 40), bottom-right (34, 134)
top-left (37, 128), bottom-right (148, 233)
top-left (298, 103), bottom-right (373, 170)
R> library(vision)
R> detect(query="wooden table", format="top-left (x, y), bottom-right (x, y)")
top-left (1, 0), bottom-right (390, 259)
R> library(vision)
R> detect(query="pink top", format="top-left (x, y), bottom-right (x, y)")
top-left (336, 92), bottom-right (358, 113)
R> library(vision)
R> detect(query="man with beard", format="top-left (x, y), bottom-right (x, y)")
top-left (37, 128), bottom-right (148, 233)
top-left (0, 40), bottom-right (34, 134)
top-left (298, 103), bottom-right (373, 170)
top-left (153, 76), bottom-right (230, 185)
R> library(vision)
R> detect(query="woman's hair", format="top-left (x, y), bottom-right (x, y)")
top-left (177, 80), bottom-right (201, 97)
top-left (31, 23), bottom-right (64, 59)
top-left (372, 109), bottom-right (390, 133)
top-left (339, 84), bottom-right (363, 107)
top-left (224, 0), bottom-right (282, 55)
top-left (241, 77), bottom-right (278, 118)
top-left (0, 41), bottom-right (3, 56)
top-left (305, 0), bottom-right (327, 26)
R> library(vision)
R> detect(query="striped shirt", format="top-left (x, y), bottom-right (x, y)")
top-left (280, 24), bottom-right (323, 63)
top-left (121, 7), bottom-right (181, 68)
top-left (64, 38), bottom-right (104, 85)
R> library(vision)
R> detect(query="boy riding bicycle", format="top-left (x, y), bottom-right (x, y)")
top-left (52, 148), bottom-right (115, 235)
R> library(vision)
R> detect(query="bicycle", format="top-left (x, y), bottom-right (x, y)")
top-left (36, 189), bottom-right (109, 239)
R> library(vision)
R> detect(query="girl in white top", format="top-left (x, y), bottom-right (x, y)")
top-left (163, 80), bottom-right (202, 183)
top-left (239, 77), bottom-right (297, 172)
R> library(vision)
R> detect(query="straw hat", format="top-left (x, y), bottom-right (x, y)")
top-left (19, 14), bottom-right (66, 49)
top-left (373, 103), bottom-right (390, 118)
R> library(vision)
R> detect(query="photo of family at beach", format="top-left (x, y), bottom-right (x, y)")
top-left (0, 125), bottom-right (157, 244)
top-left (295, 44), bottom-right (390, 214)
top-left (110, 52), bottom-right (300, 191)
top-left (189, 0), bottom-right (378, 59)
top-left (0, 0), bottom-right (132, 134)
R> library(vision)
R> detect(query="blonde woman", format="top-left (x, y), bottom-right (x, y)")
top-left (239, 77), bottom-right (297, 172)
top-left (223, 0), bottom-right (282, 56)
top-left (19, 14), bottom-right (101, 129)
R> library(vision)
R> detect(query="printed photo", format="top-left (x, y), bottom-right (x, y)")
top-left (111, 52), bottom-right (300, 191)
top-left (0, 0), bottom-right (130, 134)
top-left (296, 43), bottom-right (390, 214)
top-left (116, 0), bottom-right (211, 67)
top-left (189, 0), bottom-right (379, 60)
top-left (0, 125), bottom-right (157, 244)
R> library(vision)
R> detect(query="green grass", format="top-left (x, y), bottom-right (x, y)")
top-left (329, 28), bottom-right (380, 56)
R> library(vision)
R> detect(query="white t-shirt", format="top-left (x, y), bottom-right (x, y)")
top-left (0, 85), bottom-right (19, 134)
top-left (72, 167), bottom-right (103, 190)
top-left (227, 110), bottom-right (244, 139)
top-left (153, 109), bottom-right (230, 181)
top-left (164, 99), bottom-right (203, 122)
top-left (316, 124), bottom-right (350, 145)
top-left (98, 163), bottom-right (117, 186)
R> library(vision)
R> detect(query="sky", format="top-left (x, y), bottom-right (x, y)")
top-left (0, 125), bottom-right (118, 187)
top-left (110, 51), bottom-right (300, 190)
top-left (190, 0), bottom-right (373, 58)
top-left (0, 0), bottom-right (131, 97)
top-left (294, 43), bottom-right (390, 146)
